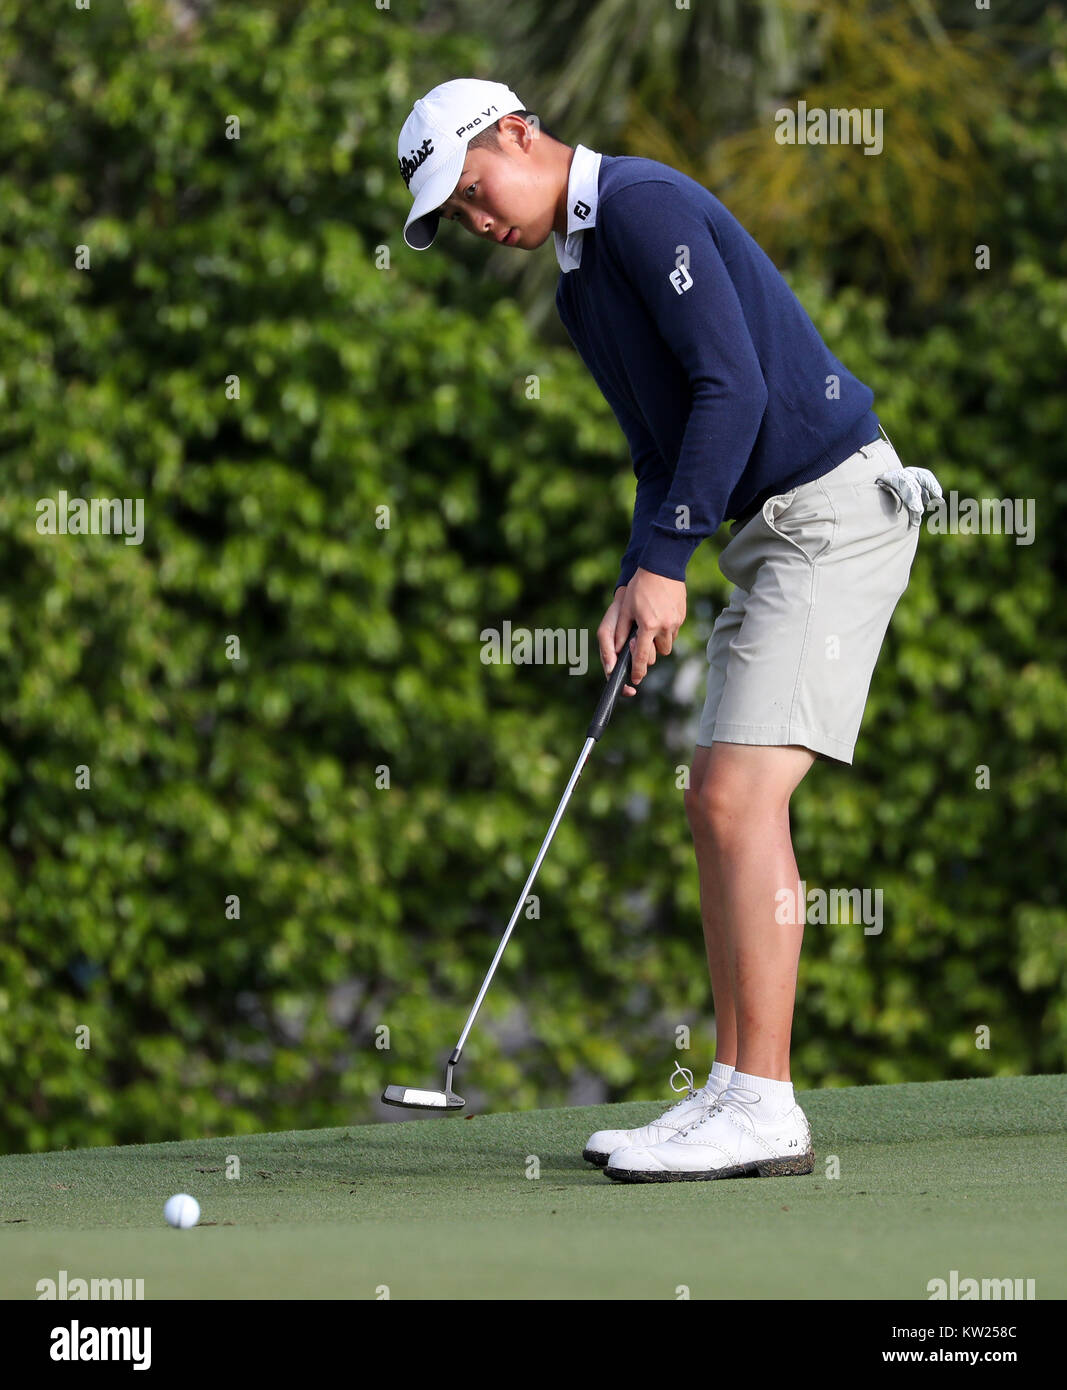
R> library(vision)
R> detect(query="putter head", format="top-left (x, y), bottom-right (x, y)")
top-left (381, 1084), bottom-right (466, 1112)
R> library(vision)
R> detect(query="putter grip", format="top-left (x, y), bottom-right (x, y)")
top-left (587, 621), bottom-right (639, 741)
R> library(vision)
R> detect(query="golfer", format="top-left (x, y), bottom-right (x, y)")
top-left (397, 79), bottom-right (941, 1182)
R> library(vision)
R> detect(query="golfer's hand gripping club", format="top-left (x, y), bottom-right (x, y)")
top-left (589, 621), bottom-right (640, 740)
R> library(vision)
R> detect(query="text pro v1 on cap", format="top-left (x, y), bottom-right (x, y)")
top-left (398, 79), bottom-right (525, 250)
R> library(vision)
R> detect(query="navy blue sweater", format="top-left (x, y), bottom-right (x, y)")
top-left (555, 155), bottom-right (880, 591)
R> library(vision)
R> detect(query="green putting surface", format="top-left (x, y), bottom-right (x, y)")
top-left (1, 1074), bottom-right (1064, 1300)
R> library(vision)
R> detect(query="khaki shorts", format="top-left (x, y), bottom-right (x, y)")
top-left (697, 431), bottom-right (920, 765)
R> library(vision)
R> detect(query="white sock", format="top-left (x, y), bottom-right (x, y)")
top-left (725, 1069), bottom-right (794, 1120)
top-left (707, 1061), bottom-right (734, 1092)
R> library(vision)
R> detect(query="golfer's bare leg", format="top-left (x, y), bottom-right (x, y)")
top-left (685, 742), bottom-right (816, 1082)
top-left (687, 744), bottom-right (739, 1067)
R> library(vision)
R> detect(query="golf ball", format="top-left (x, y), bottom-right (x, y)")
top-left (164, 1194), bottom-right (200, 1229)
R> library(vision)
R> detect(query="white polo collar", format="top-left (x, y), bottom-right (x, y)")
top-left (554, 144), bottom-right (602, 273)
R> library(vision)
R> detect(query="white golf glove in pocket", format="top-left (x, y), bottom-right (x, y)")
top-left (876, 465), bottom-right (944, 528)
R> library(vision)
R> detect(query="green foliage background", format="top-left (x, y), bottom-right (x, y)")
top-left (0, 1), bottom-right (1063, 1151)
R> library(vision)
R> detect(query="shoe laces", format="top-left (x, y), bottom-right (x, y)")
top-left (662, 1060), bottom-right (702, 1112)
top-left (682, 1085), bottom-right (762, 1134)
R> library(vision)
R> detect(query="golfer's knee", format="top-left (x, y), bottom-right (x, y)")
top-left (684, 775), bottom-right (737, 841)
top-left (685, 775), bottom-right (784, 850)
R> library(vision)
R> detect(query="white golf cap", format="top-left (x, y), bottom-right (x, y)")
top-left (397, 79), bottom-right (526, 250)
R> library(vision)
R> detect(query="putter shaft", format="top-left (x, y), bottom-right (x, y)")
top-left (448, 619), bottom-right (638, 1068)
top-left (451, 734), bottom-right (596, 1062)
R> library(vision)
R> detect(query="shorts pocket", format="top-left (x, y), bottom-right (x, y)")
top-left (849, 478), bottom-right (911, 531)
top-left (761, 484), bottom-right (836, 563)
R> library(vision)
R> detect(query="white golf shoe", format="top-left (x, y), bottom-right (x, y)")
top-left (603, 1085), bottom-right (815, 1182)
top-left (582, 1061), bottom-right (729, 1168)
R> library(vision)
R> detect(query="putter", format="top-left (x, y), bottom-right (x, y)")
top-left (383, 621), bottom-right (640, 1111)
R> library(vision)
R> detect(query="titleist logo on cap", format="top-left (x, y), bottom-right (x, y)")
top-left (398, 137), bottom-right (434, 189)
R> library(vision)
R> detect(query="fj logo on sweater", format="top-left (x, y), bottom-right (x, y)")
top-left (573, 199), bottom-right (590, 220)
top-left (669, 265), bottom-right (693, 294)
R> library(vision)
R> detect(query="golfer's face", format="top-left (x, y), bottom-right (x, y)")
top-left (437, 143), bottom-right (551, 249)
